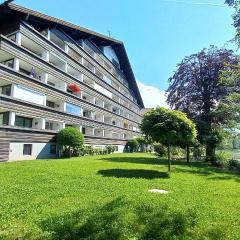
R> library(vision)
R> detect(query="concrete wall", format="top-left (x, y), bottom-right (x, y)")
top-left (9, 142), bottom-right (57, 161)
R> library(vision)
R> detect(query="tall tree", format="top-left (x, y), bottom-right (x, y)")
top-left (167, 46), bottom-right (239, 162)
top-left (141, 107), bottom-right (197, 171)
top-left (225, 0), bottom-right (240, 46)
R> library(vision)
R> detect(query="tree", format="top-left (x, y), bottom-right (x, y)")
top-left (167, 46), bottom-right (239, 162)
top-left (135, 136), bottom-right (149, 152)
top-left (126, 139), bottom-right (139, 153)
top-left (57, 127), bottom-right (84, 158)
top-left (141, 107), bottom-right (197, 171)
top-left (225, 0), bottom-right (240, 46)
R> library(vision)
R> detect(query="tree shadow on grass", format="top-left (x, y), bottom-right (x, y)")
top-left (99, 155), bottom-right (240, 181)
top-left (38, 197), bottom-right (211, 240)
top-left (98, 169), bottom-right (169, 179)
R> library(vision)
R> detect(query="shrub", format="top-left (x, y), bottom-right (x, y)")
top-left (105, 145), bottom-right (115, 154)
top-left (229, 159), bottom-right (240, 172)
top-left (153, 143), bottom-right (167, 157)
top-left (214, 151), bottom-right (232, 168)
top-left (125, 139), bottom-right (139, 153)
top-left (57, 127), bottom-right (84, 158)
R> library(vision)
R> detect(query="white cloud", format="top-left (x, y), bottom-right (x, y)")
top-left (137, 81), bottom-right (169, 108)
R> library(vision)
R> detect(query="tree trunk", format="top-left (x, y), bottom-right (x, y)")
top-left (186, 144), bottom-right (190, 163)
top-left (167, 144), bottom-right (171, 171)
top-left (206, 143), bottom-right (215, 162)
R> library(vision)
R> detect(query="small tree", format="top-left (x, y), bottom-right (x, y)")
top-left (57, 127), bottom-right (84, 158)
top-left (141, 107), bottom-right (197, 171)
top-left (135, 136), bottom-right (149, 152)
top-left (126, 139), bottom-right (139, 153)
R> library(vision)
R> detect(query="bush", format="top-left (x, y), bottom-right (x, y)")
top-left (214, 151), bottom-right (232, 168)
top-left (57, 127), bottom-right (84, 158)
top-left (153, 143), bottom-right (167, 157)
top-left (125, 139), bottom-right (139, 153)
top-left (229, 159), bottom-right (240, 172)
top-left (105, 145), bottom-right (115, 154)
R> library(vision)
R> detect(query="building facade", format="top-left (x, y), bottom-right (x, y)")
top-left (0, 3), bottom-right (144, 161)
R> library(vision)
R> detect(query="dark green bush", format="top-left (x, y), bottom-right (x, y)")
top-left (57, 127), bottom-right (84, 158)
top-left (125, 139), bottom-right (139, 153)
top-left (229, 159), bottom-right (240, 172)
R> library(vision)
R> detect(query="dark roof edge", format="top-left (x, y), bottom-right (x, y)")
top-left (1, 2), bottom-right (145, 108)
top-left (7, 3), bottom-right (123, 44)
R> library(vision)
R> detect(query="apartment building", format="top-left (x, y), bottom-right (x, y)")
top-left (0, 2), bottom-right (144, 161)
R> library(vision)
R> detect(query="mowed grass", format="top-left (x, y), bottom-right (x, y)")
top-left (0, 153), bottom-right (240, 239)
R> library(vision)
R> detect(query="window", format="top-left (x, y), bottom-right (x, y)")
top-left (66, 103), bottom-right (81, 116)
top-left (50, 144), bottom-right (57, 154)
top-left (23, 144), bottom-right (32, 155)
top-left (45, 121), bottom-right (54, 130)
top-left (46, 100), bottom-right (55, 108)
top-left (15, 116), bottom-right (33, 128)
top-left (1, 85), bottom-right (11, 96)
top-left (0, 112), bottom-right (9, 125)
top-left (82, 127), bottom-right (86, 134)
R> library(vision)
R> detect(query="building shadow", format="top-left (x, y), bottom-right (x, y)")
top-left (97, 169), bottom-right (169, 179)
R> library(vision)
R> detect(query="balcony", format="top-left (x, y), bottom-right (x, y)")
top-left (49, 30), bottom-right (66, 51)
top-left (82, 126), bottom-right (94, 136)
top-left (18, 60), bottom-right (43, 81)
top-left (67, 65), bottom-right (82, 81)
top-left (21, 34), bottom-right (45, 58)
top-left (94, 128), bottom-right (104, 137)
top-left (45, 120), bottom-right (64, 131)
top-left (68, 47), bottom-right (82, 63)
top-left (83, 76), bottom-right (94, 88)
top-left (83, 109), bottom-right (94, 119)
top-left (95, 98), bottom-right (104, 108)
top-left (94, 113), bottom-right (104, 122)
top-left (49, 52), bottom-right (66, 71)
top-left (47, 75), bottom-right (67, 91)
top-left (82, 91), bottom-right (95, 104)
top-left (83, 58), bottom-right (95, 73)
top-left (82, 41), bottom-right (95, 58)
top-left (103, 102), bottom-right (112, 111)
top-left (104, 115), bottom-right (112, 125)
top-left (112, 106), bottom-right (120, 115)
top-left (46, 96), bottom-right (64, 111)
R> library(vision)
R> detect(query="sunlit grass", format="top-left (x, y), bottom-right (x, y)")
top-left (0, 153), bottom-right (239, 239)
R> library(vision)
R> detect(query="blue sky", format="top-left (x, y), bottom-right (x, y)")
top-left (3, 0), bottom-right (236, 107)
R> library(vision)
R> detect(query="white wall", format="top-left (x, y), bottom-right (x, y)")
top-left (13, 85), bottom-right (45, 105)
top-left (94, 82), bottom-right (112, 99)
top-left (103, 46), bottom-right (120, 65)
top-left (9, 142), bottom-right (57, 161)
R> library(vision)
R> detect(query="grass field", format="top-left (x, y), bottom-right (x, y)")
top-left (0, 153), bottom-right (240, 239)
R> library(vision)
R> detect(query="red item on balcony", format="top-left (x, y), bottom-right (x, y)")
top-left (68, 83), bottom-right (81, 93)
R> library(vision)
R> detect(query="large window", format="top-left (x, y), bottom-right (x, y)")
top-left (45, 121), bottom-right (54, 130)
top-left (66, 103), bottom-right (81, 116)
top-left (23, 144), bottom-right (32, 155)
top-left (15, 116), bottom-right (33, 128)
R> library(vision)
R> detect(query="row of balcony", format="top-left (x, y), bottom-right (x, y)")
top-left (0, 80), bottom-right (140, 131)
top-left (0, 50), bottom-right (141, 123)
top-left (8, 28), bottom-right (139, 107)
top-left (0, 111), bottom-right (133, 140)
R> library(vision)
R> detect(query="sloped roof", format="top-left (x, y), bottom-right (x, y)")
top-left (0, 2), bottom-right (144, 108)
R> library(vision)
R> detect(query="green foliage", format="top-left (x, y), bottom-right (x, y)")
top-left (215, 151), bottom-right (232, 168)
top-left (153, 143), bottom-right (167, 157)
top-left (141, 107), bottom-right (197, 146)
top-left (125, 139), bottom-right (139, 152)
top-left (229, 159), bottom-right (240, 172)
top-left (105, 145), bottom-right (116, 154)
top-left (135, 136), bottom-right (149, 152)
top-left (0, 153), bottom-right (240, 239)
top-left (57, 127), bottom-right (84, 157)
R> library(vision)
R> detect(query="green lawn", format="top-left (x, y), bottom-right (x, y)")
top-left (0, 153), bottom-right (240, 240)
